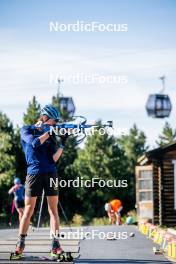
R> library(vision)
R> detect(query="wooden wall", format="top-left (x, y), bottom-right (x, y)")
top-left (161, 151), bottom-right (176, 226)
top-left (136, 150), bottom-right (176, 226)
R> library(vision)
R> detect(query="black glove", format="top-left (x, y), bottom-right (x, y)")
top-left (60, 133), bottom-right (69, 148)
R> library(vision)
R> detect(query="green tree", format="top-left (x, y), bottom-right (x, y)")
top-left (72, 127), bottom-right (131, 221)
top-left (0, 111), bottom-right (13, 134)
top-left (118, 124), bottom-right (148, 206)
top-left (0, 112), bottom-right (16, 221)
top-left (0, 133), bottom-right (15, 186)
top-left (156, 122), bottom-right (175, 146)
top-left (118, 124), bottom-right (147, 173)
top-left (23, 96), bottom-right (41, 125)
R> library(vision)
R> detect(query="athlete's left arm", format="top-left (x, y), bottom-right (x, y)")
top-left (53, 147), bottom-right (64, 163)
top-left (52, 134), bottom-right (69, 162)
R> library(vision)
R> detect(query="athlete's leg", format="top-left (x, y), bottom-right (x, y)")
top-left (19, 196), bottom-right (37, 235)
top-left (19, 174), bottom-right (42, 235)
top-left (47, 195), bottom-right (59, 236)
top-left (14, 201), bottom-right (24, 223)
top-left (47, 196), bottom-right (63, 256)
top-left (14, 197), bottom-right (37, 255)
top-left (16, 208), bottom-right (24, 223)
top-left (45, 172), bottom-right (60, 236)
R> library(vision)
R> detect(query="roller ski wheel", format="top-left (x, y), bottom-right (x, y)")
top-left (57, 252), bottom-right (73, 262)
top-left (10, 252), bottom-right (23, 260)
top-left (50, 248), bottom-right (63, 260)
top-left (51, 239), bottom-right (64, 260)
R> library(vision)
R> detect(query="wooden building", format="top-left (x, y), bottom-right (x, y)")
top-left (136, 142), bottom-right (176, 226)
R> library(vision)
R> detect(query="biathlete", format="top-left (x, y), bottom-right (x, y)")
top-left (8, 177), bottom-right (25, 223)
top-left (105, 199), bottom-right (123, 225)
top-left (12, 105), bottom-right (68, 260)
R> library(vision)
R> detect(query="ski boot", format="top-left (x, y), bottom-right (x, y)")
top-left (10, 235), bottom-right (25, 260)
top-left (50, 239), bottom-right (63, 260)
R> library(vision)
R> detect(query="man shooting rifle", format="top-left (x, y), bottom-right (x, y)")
top-left (12, 105), bottom-right (68, 260)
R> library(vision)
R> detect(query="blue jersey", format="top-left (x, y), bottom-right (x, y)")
top-left (14, 184), bottom-right (24, 201)
top-left (20, 125), bottom-right (57, 175)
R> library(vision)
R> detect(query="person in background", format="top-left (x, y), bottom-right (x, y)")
top-left (8, 177), bottom-right (25, 223)
top-left (126, 212), bottom-right (133, 225)
top-left (105, 199), bottom-right (123, 225)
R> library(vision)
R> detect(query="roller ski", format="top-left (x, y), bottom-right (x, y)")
top-left (48, 238), bottom-right (72, 262)
top-left (10, 235), bottom-right (25, 260)
top-left (57, 252), bottom-right (73, 262)
top-left (39, 252), bottom-right (74, 262)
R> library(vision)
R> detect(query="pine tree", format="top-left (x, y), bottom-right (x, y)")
top-left (0, 111), bottom-right (13, 134)
top-left (118, 124), bottom-right (148, 173)
top-left (0, 112), bottom-right (15, 185)
top-left (23, 96), bottom-right (41, 125)
top-left (118, 124), bottom-right (148, 207)
top-left (0, 112), bottom-right (16, 220)
top-left (156, 122), bottom-right (175, 146)
top-left (72, 125), bottom-right (131, 220)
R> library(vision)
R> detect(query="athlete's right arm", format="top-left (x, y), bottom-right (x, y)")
top-left (20, 126), bottom-right (49, 147)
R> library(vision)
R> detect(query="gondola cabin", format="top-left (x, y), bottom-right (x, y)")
top-left (59, 97), bottom-right (75, 118)
top-left (146, 94), bottom-right (172, 118)
top-left (136, 142), bottom-right (176, 226)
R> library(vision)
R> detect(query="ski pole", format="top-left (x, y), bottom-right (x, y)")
top-left (37, 190), bottom-right (45, 230)
top-left (58, 200), bottom-right (73, 232)
top-left (9, 200), bottom-right (15, 226)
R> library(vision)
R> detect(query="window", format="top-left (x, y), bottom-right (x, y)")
top-left (139, 191), bottom-right (152, 201)
top-left (139, 179), bottom-right (152, 189)
top-left (139, 170), bottom-right (153, 202)
top-left (139, 170), bottom-right (152, 179)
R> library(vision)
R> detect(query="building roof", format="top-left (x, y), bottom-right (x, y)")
top-left (137, 140), bottom-right (176, 165)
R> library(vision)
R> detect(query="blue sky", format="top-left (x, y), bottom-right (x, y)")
top-left (0, 0), bottom-right (176, 147)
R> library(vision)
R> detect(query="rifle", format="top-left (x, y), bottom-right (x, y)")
top-left (30, 116), bottom-right (113, 144)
